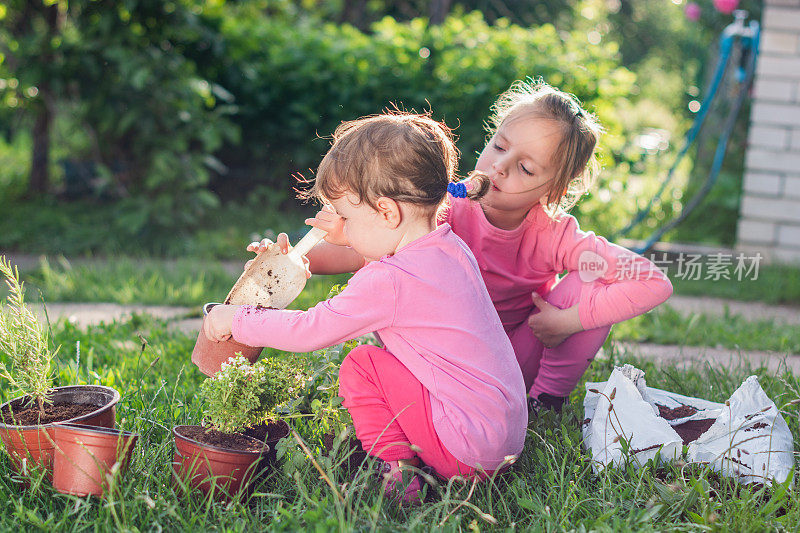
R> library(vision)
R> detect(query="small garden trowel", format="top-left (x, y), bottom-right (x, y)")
top-left (225, 226), bottom-right (328, 309)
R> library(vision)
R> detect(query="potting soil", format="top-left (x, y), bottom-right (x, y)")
top-left (243, 420), bottom-right (286, 442)
top-left (672, 419), bottom-right (715, 445)
top-left (657, 404), bottom-right (698, 420)
top-left (1, 402), bottom-right (98, 426)
top-left (180, 426), bottom-right (265, 452)
top-left (655, 404), bottom-right (715, 444)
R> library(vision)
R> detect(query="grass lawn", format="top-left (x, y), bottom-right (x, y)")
top-left (7, 254), bottom-right (800, 309)
top-left (1, 276), bottom-right (799, 531)
top-left (670, 263), bottom-right (800, 307)
top-left (614, 305), bottom-right (800, 355)
top-left (0, 313), bottom-right (798, 531)
top-left (5, 255), bottom-right (800, 358)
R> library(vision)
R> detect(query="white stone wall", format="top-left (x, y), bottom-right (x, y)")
top-left (737, 0), bottom-right (800, 263)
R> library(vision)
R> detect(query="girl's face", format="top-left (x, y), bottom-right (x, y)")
top-left (475, 115), bottom-right (563, 214)
top-left (328, 193), bottom-right (399, 261)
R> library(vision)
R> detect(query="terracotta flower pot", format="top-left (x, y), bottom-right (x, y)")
top-left (0, 385), bottom-right (120, 475)
top-left (172, 425), bottom-right (268, 498)
top-left (191, 303), bottom-right (262, 376)
top-left (51, 423), bottom-right (138, 497)
top-left (243, 419), bottom-right (291, 465)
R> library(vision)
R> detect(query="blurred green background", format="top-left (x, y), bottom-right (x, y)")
top-left (0, 0), bottom-right (760, 258)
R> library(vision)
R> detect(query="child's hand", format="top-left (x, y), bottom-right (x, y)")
top-left (305, 205), bottom-right (348, 247)
top-left (527, 293), bottom-right (584, 348)
top-left (245, 233), bottom-right (311, 279)
top-left (203, 304), bottom-right (239, 342)
top-left (247, 232), bottom-right (291, 255)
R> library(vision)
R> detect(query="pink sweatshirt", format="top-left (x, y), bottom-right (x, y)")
top-left (445, 198), bottom-right (673, 330)
top-left (231, 224), bottom-right (527, 470)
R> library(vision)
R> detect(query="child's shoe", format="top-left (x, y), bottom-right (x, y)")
top-left (528, 393), bottom-right (568, 414)
top-left (378, 459), bottom-right (424, 506)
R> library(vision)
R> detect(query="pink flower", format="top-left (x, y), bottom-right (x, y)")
top-left (713, 0), bottom-right (739, 14)
top-left (685, 2), bottom-right (702, 21)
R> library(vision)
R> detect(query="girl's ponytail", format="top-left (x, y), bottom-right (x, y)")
top-left (465, 172), bottom-right (491, 200)
top-left (446, 172), bottom-right (491, 201)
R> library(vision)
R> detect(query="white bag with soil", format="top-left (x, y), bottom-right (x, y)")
top-left (583, 364), bottom-right (794, 485)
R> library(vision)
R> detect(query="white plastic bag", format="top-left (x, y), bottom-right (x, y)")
top-left (583, 366), bottom-right (794, 485)
top-left (688, 376), bottom-right (794, 485)
top-left (584, 365), bottom-right (683, 470)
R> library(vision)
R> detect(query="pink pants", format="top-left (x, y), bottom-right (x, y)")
top-left (510, 271), bottom-right (612, 398)
top-left (338, 345), bottom-right (485, 479)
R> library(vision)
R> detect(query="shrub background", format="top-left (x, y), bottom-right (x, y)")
top-left (0, 0), bottom-right (760, 254)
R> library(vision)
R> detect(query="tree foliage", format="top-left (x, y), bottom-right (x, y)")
top-left (0, 0), bottom-right (748, 245)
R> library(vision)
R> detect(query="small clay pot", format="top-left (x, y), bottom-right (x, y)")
top-left (191, 303), bottom-right (262, 376)
top-left (52, 423), bottom-right (138, 497)
top-left (172, 425), bottom-right (268, 498)
top-left (0, 385), bottom-right (120, 475)
top-left (243, 419), bottom-right (290, 465)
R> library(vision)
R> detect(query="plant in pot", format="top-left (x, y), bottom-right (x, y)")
top-left (240, 356), bottom-right (309, 465)
top-left (173, 354), bottom-right (307, 498)
top-left (0, 256), bottom-right (120, 476)
top-left (304, 340), bottom-right (366, 471)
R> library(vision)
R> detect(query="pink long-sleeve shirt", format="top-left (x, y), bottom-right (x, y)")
top-left (445, 198), bottom-right (673, 330)
top-left (231, 224), bottom-right (527, 470)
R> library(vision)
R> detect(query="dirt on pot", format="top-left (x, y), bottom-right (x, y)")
top-left (0, 385), bottom-right (121, 475)
top-left (242, 420), bottom-right (290, 466)
top-left (242, 419), bottom-right (288, 443)
top-left (172, 425), bottom-right (268, 499)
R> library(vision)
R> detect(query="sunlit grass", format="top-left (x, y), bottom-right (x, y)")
top-left (0, 310), bottom-right (798, 530)
top-left (5, 256), bottom-right (351, 309)
top-left (7, 255), bottom-right (800, 309)
top-left (612, 304), bottom-right (800, 354)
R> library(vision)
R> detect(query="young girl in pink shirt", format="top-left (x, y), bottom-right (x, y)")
top-left (295, 81), bottom-right (673, 413)
top-left (204, 112), bottom-right (527, 504)
top-left (442, 81), bottom-right (674, 412)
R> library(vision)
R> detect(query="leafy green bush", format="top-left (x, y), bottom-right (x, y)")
top-left (208, 10), bottom-right (635, 192)
top-left (200, 354), bottom-right (307, 434)
top-left (62, 1), bottom-right (238, 237)
top-left (1, 0), bottom-right (239, 239)
top-left (2, 2), bottom-right (745, 250)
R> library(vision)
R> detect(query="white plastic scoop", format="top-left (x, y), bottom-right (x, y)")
top-left (225, 226), bottom-right (327, 309)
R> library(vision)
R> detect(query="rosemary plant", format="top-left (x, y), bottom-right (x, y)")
top-left (201, 355), bottom-right (307, 434)
top-left (0, 256), bottom-right (55, 415)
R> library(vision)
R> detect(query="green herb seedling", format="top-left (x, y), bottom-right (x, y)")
top-left (0, 256), bottom-right (55, 416)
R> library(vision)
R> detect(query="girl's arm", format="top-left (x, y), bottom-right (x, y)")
top-left (248, 235), bottom-right (365, 276)
top-left (549, 215), bottom-right (673, 331)
top-left (228, 266), bottom-right (394, 352)
top-left (306, 241), bottom-right (366, 274)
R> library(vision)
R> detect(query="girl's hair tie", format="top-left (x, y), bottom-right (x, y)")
top-left (447, 182), bottom-right (468, 198)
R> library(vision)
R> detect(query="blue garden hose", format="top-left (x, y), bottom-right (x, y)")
top-left (611, 11), bottom-right (760, 254)
top-left (633, 19), bottom-right (760, 254)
